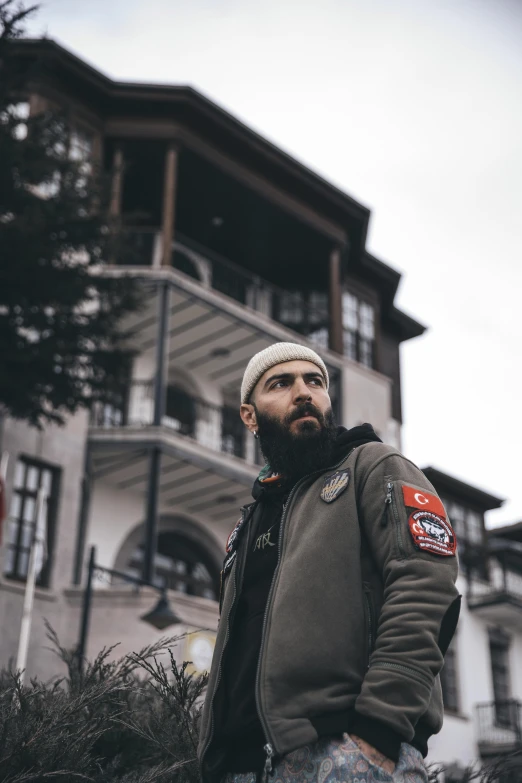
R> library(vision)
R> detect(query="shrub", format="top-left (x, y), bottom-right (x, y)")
top-left (0, 623), bottom-right (208, 782)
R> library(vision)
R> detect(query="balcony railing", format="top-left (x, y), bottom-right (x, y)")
top-left (119, 229), bottom-right (330, 349)
top-left (476, 701), bottom-right (522, 753)
top-left (90, 381), bottom-right (260, 464)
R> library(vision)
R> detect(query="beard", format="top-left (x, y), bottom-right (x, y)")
top-left (254, 401), bottom-right (337, 482)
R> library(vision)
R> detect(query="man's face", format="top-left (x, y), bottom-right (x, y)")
top-left (241, 360), bottom-right (332, 435)
top-left (240, 360), bottom-right (336, 479)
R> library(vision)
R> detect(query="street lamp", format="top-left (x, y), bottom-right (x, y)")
top-left (76, 545), bottom-right (182, 672)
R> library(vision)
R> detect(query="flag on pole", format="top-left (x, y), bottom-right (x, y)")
top-left (0, 453), bottom-right (8, 546)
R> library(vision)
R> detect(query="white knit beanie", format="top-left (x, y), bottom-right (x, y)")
top-left (241, 342), bottom-right (329, 404)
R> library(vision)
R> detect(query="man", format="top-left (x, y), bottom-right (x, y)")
top-left (198, 343), bottom-right (460, 783)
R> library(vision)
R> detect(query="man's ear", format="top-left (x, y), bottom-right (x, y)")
top-left (240, 403), bottom-right (257, 433)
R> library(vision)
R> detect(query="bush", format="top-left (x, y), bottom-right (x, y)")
top-left (0, 623), bottom-right (208, 782)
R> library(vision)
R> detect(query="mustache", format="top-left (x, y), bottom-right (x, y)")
top-left (286, 402), bottom-right (324, 424)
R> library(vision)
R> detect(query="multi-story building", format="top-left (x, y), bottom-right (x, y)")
top-left (1, 37), bottom-right (520, 771)
top-left (422, 471), bottom-right (522, 772)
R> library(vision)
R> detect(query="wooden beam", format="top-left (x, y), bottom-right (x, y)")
top-left (110, 146), bottom-right (124, 218)
top-left (329, 247), bottom-right (344, 354)
top-left (161, 142), bottom-right (178, 267)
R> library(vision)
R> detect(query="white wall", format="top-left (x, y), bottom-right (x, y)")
top-left (428, 574), bottom-right (522, 767)
top-left (341, 360), bottom-right (394, 441)
top-left (87, 480), bottom-right (227, 572)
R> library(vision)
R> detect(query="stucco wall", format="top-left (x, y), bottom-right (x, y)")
top-left (341, 360), bottom-right (393, 441)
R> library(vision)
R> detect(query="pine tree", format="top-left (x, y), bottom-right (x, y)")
top-left (0, 1), bottom-right (141, 428)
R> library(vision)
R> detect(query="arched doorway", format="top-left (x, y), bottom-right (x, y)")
top-left (116, 517), bottom-right (222, 602)
top-left (128, 533), bottom-right (219, 600)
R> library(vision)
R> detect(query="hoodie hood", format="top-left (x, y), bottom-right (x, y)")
top-left (252, 422), bottom-right (382, 499)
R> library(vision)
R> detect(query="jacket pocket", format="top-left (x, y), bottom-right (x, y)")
top-left (381, 481), bottom-right (407, 559)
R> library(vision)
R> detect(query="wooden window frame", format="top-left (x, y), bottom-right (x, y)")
top-left (4, 456), bottom-right (60, 589)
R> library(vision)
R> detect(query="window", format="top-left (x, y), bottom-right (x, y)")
top-left (342, 292), bottom-right (375, 368)
top-left (127, 533), bottom-right (219, 600)
top-left (489, 629), bottom-right (512, 727)
top-left (3, 457), bottom-right (59, 587)
top-left (277, 291), bottom-right (329, 343)
top-left (442, 499), bottom-right (485, 559)
top-left (440, 638), bottom-right (460, 712)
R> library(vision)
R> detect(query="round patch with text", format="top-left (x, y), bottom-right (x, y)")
top-left (408, 510), bottom-right (457, 556)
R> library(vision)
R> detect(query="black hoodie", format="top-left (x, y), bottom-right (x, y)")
top-left (217, 424), bottom-right (382, 773)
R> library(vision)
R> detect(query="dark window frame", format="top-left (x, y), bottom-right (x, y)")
top-left (441, 496), bottom-right (487, 578)
top-left (440, 638), bottom-right (461, 713)
top-left (341, 287), bottom-right (378, 370)
top-left (4, 456), bottom-right (60, 588)
top-left (489, 628), bottom-right (512, 729)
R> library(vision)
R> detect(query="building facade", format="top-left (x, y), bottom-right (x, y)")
top-left (1, 38), bottom-right (521, 771)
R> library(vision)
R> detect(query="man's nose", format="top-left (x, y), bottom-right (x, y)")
top-left (293, 379), bottom-right (312, 402)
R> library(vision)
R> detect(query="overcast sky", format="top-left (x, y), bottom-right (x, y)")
top-left (28, 0), bottom-right (522, 527)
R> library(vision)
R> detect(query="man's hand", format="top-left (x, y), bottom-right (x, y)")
top-left (349, 734), bottom-right (396, 775)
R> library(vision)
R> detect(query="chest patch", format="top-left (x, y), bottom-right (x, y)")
top-left (321, 469), bottom-right (351, 503)
top-left (408, 510), bottom-right (457, 556)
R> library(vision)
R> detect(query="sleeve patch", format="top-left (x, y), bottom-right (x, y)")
top-left (409, 510), bottom-right (457, 556)
top-left (402, 484), bottom-right (446, 517)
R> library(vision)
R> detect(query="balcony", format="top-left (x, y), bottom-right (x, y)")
top-left (476, 701), bottom-right (522, 757)
top-left (467, 541), bottom-right (522, 631)
top-left (122, 229), bottom-right (331, 350)
top-left (90, 381), bottom-right (260, 465)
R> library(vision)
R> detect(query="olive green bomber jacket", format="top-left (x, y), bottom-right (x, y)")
top-left (198, 442), bottom-right (461, 778)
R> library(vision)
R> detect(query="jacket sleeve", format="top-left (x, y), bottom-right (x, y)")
top-left (352, 451), bottom-right (460, 761)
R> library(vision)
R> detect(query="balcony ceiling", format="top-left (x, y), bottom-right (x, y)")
top-left (88, 442), bottom-right (255, 526)
top-left (468, 593), bottom-right (522, 632)
top-left (121, 273), bottom-right (342, 399)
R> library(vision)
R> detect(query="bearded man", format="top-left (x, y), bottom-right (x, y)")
top-left (198, 343), bottom-right (460, 783)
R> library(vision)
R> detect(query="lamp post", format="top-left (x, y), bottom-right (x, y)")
top-left (76, 545), bottom-right (182, 672)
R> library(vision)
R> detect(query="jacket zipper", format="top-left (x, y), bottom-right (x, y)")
top-left (199, 505), bottom-right (251, 776)
top-left (255, 455), bottom-right (352, 777)
top-left (383, 482), bottom-right (406, 559)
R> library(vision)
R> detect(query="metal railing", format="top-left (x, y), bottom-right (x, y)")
top-left (117, 229), bottom-right (330, 348)
top-left (467, 553), bottom-right (522, 604)
top-left (476, 701), bottom-right (522, 749)
top-left (90, 382), bottom-right (256, 463)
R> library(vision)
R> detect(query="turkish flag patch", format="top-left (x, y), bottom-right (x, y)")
top-left (402, 485), bottom-right (446, 518)
top-left (408, 510), bottom-right (457, 556)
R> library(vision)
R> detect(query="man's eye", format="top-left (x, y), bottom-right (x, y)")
top-left (310, 379), bottom-right (322, 386)
top-left (273, 381), bottom-right (287, 388)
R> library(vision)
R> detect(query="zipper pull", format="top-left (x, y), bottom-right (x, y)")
top-left (380, 482), bottom-right (393, 527)
top-left (263, 743), bottom-right (274, 780)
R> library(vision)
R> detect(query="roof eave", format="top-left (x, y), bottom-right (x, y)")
top-left (421, 466), bottom-right (505, 511)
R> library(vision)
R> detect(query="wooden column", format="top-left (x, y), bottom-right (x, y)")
top-left (161, 142), bottom-right (179, 267)
top-left (328, 246), bottom-right (344, 354)
top-left (110, 146), bottom-right (124, 218)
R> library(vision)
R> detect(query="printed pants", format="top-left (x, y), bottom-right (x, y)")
top-left (221, 733), bottom-right (428, 783)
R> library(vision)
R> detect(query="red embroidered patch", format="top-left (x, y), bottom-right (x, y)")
top-left (402, 485), bottom-right (446, 517)
top-left (408, 510), bottom-right (457, 556)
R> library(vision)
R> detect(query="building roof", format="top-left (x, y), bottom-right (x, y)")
top-left (10, 37), bottom-right (425, 342)
top-left (421, 467), bottom-right (504, 512)
top-left (488, 520), bottom-right (522, 543)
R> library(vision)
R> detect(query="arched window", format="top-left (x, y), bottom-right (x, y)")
top-left (165, 385), bottom-right (196, 436)
top-left (128, 532), bottom-right (219, 600)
